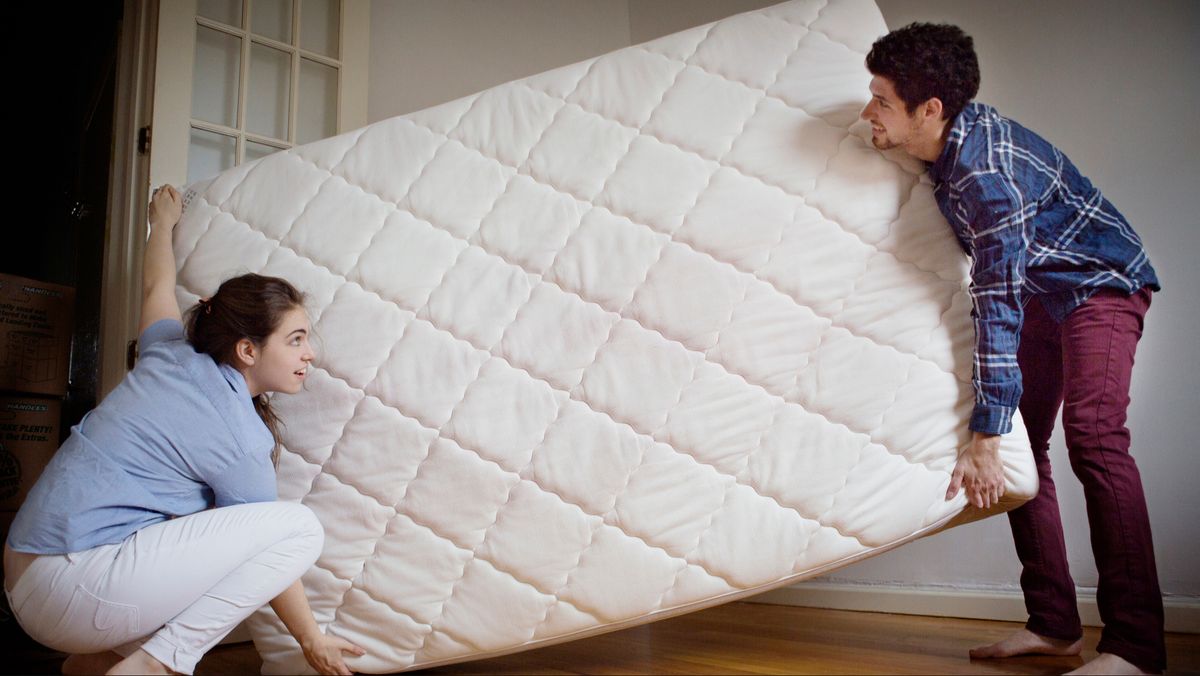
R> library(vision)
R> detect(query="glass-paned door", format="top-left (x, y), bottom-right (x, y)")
top-left (110, 0), bottom-right (365, 395)
top-left (187, 0), bottom-right (343, 183)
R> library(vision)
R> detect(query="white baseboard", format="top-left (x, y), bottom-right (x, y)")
top-left (753, 581), bottom-right (1200, 634)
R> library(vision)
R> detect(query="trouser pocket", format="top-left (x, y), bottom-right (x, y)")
top-left (43, 585), bottom-right (142, 654)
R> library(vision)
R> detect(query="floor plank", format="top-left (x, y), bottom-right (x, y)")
top-left (417, 603), bottom-right (1198, 676)
top-left (7, 602), bottom-right (1198, 674)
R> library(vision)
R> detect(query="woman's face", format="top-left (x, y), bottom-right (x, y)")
top-left (242, 306), bottom-right (314, 396)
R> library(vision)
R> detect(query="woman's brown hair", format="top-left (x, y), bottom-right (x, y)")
top-left (184, 273), bottom-right (306, 463)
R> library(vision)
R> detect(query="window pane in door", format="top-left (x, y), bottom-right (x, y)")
top-left (300, 0), bottom-right (339, 58)
top-left (198, 0), bottom-right (242, 27)
top-left (252, 0), bottom-right (293, 44)
top-left (246, 140), bottom-right (284, 163)
top-left (188, 128), bottom-right (237, 182)
top-left (247, 43), bottom-right (291, 141)
top-left (298, 58), bottom-right (337, 144)
top-left (192, 26), bottom-right (241, 127)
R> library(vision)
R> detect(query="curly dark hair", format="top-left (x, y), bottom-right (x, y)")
top-left (866, 23), bottom-right (980, 121)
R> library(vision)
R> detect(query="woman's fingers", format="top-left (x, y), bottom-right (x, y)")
top-left (329, 635), bottom-right (365, 655)
top-left (318, 636), bottom-right (365, 674)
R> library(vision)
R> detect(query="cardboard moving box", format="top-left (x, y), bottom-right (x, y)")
top-left (0, 395), bottom-right (61, 511)
top-left (0, 273), bottom-right (75, 397)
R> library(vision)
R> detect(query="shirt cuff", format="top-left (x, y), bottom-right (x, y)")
top-left (969, 403), bottom-right (1014, 436)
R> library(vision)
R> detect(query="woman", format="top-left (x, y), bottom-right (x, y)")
top-left (3, 186), bottom-right (363, 675)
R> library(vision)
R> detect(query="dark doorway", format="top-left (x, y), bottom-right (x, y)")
top-left (2, 2), bottom-right (123, 670)
top-left (4, 2), bottom-right (124, 427)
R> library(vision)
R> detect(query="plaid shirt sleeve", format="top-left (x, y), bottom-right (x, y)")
top-left (955, 172), bottom-right (1033, 435)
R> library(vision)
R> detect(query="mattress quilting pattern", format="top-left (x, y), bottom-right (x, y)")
top-left (173, 0), bottom-right (1036, 672)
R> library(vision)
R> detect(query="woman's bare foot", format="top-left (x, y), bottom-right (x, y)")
top-left (969, 628), bottom-right (1082, 659)
top-left (106, 649), bottom-right (174, 675)
top-left (1067, 652), bottom-right (1156, 674)
top-left (62, 652), bottom-right (123, 675)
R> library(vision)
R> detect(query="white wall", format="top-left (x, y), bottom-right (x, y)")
top-left (627, 0), bottom-right (778, 44)
top-left (366, 0), bottom-right (1199, 606)
top-left (367, 0), bottom-right (631, 122)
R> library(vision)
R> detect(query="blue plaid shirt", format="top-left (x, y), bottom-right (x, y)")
top-left (929, 103), bottom-right (1159, 435)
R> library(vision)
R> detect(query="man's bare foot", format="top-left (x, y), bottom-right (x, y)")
top-left (62, 652), bottom-right (122, 675)
top-left (1066, 652), bottom-right (1156, 674)
top-left (107, 649), bottom-right (174, 675)
top-left (969, 628), bottom-right (1082, 659)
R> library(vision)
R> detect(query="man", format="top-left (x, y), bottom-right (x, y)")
top-left (859, 23), bottom-right (1164, 675)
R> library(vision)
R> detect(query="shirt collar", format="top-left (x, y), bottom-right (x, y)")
top-left (929, 102), bottom-right (983, 184)
top-left (219, 362), bottom-right (251, 396)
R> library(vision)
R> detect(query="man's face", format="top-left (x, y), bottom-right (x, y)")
top-left (861, 76), bottom-right (921, 152)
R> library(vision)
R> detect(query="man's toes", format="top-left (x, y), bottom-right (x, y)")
top-left (969, 642), bottom-right (1005, 659)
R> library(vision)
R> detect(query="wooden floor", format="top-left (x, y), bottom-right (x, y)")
top-left (9, 602), bottom-right (1200, 675)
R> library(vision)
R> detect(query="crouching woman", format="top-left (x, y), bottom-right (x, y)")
top-left (3, 186), bottom-right (363, 675)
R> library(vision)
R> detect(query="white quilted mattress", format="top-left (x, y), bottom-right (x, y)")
top-left (173, 0), bottom-right (1036, 671)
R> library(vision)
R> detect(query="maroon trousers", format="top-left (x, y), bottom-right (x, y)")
top-left (1010, 287), bottom-right (1164, 671)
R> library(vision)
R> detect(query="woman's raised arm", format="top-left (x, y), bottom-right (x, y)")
top-left (139, 185), bottom-right (184, 334)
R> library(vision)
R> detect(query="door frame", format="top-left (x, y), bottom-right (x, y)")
top-left (100, 0), bottom-right (158, 398)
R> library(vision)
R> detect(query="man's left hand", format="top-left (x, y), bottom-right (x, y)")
top-left (946, 432), bottom-right (1006, 509)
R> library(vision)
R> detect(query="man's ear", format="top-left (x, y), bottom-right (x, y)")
top-left (234, 338), bottom-right (258, 367)
top-left (922, 97), bottom-right (945, 123)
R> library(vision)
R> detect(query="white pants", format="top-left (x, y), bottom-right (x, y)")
top-left (5, 501), bottom-right (323, 675)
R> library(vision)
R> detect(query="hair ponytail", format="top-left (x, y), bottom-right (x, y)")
top-left (253, 395), bottom-right (285, 466)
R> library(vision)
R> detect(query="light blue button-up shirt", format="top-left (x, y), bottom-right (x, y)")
top-left (7, 319), bottom-right (278, 554)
